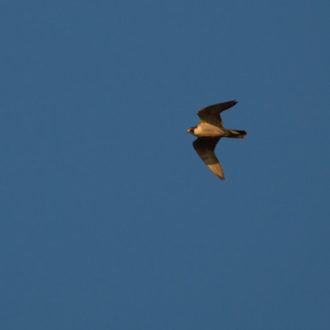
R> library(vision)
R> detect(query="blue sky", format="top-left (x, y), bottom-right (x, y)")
top-left (1, 1), bottom-right (329, 329)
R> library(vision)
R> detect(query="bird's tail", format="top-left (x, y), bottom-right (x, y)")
top-left (226, 129), bottom-right (247, 138)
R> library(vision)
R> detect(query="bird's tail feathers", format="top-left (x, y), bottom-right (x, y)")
top-left (226, 129), bottom-right (247, 138)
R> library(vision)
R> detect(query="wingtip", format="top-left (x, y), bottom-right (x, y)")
top-left (226, 100), bottom-right (238, 108)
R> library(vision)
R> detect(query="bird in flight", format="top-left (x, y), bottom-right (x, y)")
top-left (187, 100), bottom-right (246, 180)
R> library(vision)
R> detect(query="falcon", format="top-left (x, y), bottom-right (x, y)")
top-left (187, 100), bottom-right (246, 180)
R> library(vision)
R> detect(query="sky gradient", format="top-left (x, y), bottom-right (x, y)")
top-left (1, 1), bottom-right (330, 329)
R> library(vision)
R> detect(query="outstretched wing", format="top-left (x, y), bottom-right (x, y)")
top-left (193, 137), bottom-right (224, 180)
top-left (197, 100), bottom-right (237, 126)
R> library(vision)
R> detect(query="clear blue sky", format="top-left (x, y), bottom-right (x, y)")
top-left (1, 1), bottom-right (329, 329)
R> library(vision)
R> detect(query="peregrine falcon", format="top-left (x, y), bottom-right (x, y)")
top-left (187, 100), bottom-right (246, 180)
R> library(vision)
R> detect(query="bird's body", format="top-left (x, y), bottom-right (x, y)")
top-left (187, 100), bottom-right (246, 180)
top-left (192, 122), bottom-right (226, 137)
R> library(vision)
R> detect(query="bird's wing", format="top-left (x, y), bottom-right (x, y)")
top-left (197, 100), bottom-right (237, 126)
top-left (193, 137), bottom-right (224, 180)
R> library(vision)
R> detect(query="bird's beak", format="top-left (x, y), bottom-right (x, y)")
top-left (187, 128), bottom-right (192, 133)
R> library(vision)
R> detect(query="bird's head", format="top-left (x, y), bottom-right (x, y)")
top-left (186, 127), bottom-right (195, 134)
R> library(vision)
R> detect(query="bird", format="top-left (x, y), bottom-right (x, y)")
top-left (187, 100), bottom-right (246, 180)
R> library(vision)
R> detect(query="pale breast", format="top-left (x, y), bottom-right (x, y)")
top-left (194, 122), bottom-right (225, 137)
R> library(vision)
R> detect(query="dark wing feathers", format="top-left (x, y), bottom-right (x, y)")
top-left (197, 100), bottom-right (237, 126)
top-left (193, 137), bottom-right (224, 180)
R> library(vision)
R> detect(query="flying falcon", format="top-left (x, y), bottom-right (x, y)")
top-left (187, 100), bottom-right (246, 180)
